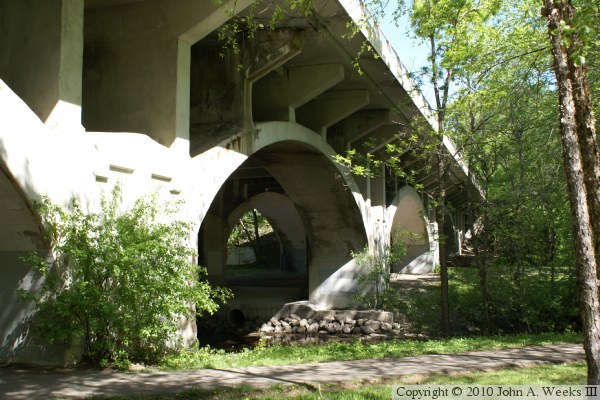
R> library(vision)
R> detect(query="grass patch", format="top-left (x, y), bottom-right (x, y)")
top-left (88, 361), bottom-right (586, 399)
top-left (160, 331), bottom-right (581, 370)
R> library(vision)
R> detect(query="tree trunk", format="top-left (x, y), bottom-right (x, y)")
top-left (437, 151), bottom-right (451, 337)
top-left (572, 58), bottom-right (600, 269)
top-left (542, 0), bottom-right (600, 384)
top-left (252, 209), bottom-right (261, 258)
top-left (467, 161), bottom-right (490, 335)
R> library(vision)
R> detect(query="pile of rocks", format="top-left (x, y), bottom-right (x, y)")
top-left (258, 302), bottom-right (401, 335)
top-left (260, 313), bottom-right (401, 334)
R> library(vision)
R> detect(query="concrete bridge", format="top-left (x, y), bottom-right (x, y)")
top-left (0, 0), bottom-right (477, 365)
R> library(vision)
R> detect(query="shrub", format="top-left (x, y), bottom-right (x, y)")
top-left (353, 236), bottom-right (408, 310)
top-left (18, 186), bottom-right (231, 366)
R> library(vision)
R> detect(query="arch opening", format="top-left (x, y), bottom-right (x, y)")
top-left (0, 167), bottom-right (50, 364)
top-left (197, 136), bottom-right (368, 323)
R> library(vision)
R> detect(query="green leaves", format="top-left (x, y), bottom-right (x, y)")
top-left (19, 186), bottom-right (231, 366)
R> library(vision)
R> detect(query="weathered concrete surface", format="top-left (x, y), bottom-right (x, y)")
top-left (0, 344), bottom-right (585, 400)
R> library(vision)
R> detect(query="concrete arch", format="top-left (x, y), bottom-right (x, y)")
top-left (0, 166), bottom-right (49, 365)
top-left (192, 121), bottom-right (370, 226)
top-left (227, 192), bottom-right (307, 273)
top-left (193, 121), bottom-right (369, 308)
top-left (386, 186), bottom-right (434, 274)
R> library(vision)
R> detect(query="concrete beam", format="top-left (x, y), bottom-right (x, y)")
top-left (344, 110), bottom-right (404, 147)
top-left (244, 30), bottom-right (306, 127)
top-left (354, 125), bottom-right (406, 154)
top-left (253, 63), bottom-right (344, 122)
top-left (296, 90), bottom-right (370, 139)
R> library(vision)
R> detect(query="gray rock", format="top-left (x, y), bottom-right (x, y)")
top-left (342, 325), bottom-right (353, 334)
top-left (308, 322), bottom-right (320, 333)
top-left (333, 322), bottom-right (342, 333)
top-left (364, 320), bottom-right (381, 330)
top-left (299, 318), bottom-right (308, 327)
top-left (326, 323), bottom-right (336, 333)
top-left (361, 326), bottom-right (375, 334)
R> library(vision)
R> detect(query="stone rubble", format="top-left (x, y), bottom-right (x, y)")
top-left (260, 313), bottom-right (401, 335)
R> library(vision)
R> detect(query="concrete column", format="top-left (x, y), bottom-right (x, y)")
top-left (370, 165), bottom-right (386, 207)
top-left (202, 213), bottom-right (227, 285)
top-left (46, 0), bottom-right (84, 133)
top-left (0, 0), bottom-right (84, 132)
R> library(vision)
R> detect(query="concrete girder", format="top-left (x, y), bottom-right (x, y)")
top-left (189, 29), bottom-right (304, 155)
top-left (296, 90), bottom-right (370, 139)
top-left (354, 125), bottom-right (407, 154)
top-left (244, 30), bottom-right (306, 127)
top-left (253, 63), bottom-right (344, 122)
top-left (344, 110), bottom-right (405, 148)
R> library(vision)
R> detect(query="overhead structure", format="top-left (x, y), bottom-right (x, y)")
top-left (0, 0), bottom-right (479, 365)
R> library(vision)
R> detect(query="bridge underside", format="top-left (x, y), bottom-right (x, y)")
top-left (0, 0), bottom-right (479, 364)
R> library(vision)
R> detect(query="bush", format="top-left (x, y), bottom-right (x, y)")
top-left (353, 237), bottom-right (407, 310)
top-left (18, 186), bottom-right (231, 366)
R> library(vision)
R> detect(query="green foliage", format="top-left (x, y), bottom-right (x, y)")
top-left (352, 235), bottom-right (410, 310)
top-left (227, 210), bottom-right (273, 247)
top-left (397, 266), bottom-right (578, 336)
top-left (18, 186), bottom-right (231, 366)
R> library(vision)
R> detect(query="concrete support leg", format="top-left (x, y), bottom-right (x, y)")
top-left (45, 0), bottom-right (84, 134)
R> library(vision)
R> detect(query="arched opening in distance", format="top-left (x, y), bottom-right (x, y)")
top-left (225, 209), bottom-right (281, 277)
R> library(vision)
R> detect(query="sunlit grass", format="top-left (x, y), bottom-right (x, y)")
top-left (159, 331), bottom-right (581, 370)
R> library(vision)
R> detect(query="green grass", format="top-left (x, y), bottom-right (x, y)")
top-left (159, 331), bottom-right (581, 370)
top-left (87, 361), bottom-right (586, 399)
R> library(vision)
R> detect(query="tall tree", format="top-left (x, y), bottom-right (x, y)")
top-left (541, 0), bottom-right (600, 384)
top-left (395, 0), bottom-right (503, 335)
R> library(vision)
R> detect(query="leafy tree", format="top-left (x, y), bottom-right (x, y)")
top-left (19, 186), bottom-right (231, 367)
